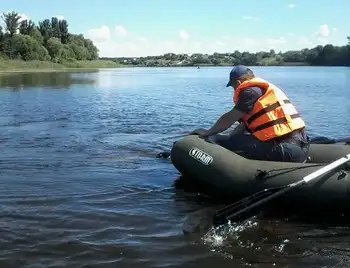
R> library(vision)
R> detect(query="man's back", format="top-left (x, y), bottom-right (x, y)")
top-left (234, 83), bottom-right (308, 144)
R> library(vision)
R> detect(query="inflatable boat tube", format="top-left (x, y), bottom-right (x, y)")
top-left (170, 135), bottom-right (350, 213)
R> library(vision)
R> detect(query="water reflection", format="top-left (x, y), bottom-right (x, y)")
top-left (0, 71), bottom-right (97, 90)
top-left (0, 66), bottom-right (349, 268)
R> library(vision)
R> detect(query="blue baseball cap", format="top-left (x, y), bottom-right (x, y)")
top-left (226, 65), bottom-right (253, 87)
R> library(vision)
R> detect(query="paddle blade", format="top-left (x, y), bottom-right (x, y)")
top-left (213, 186), bottom-right (288, 226)
top-left (214, 153), bottom-right (350, 226)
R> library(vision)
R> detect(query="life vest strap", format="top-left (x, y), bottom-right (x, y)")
top-left (247, 99), bottom-right (291, 124)
top-left (250, 113), bottom-right (301, 133)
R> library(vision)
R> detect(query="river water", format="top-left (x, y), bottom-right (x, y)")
top-left (0, 67), bottom-right (349, 268)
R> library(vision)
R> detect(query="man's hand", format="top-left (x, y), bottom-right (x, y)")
top-left (189, 107), bottom-right (246, 138)
top-left (190, 128), bottom-right (210, 138)
top-left (205, 107), bottom-right (246, 137)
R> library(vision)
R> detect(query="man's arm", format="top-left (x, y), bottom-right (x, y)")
top-left (205, 107), bottom-right (246, 136)
top-left (192, 87), bottom-right (262, 137)
top-left (228, 122), bottom-right (247, 137)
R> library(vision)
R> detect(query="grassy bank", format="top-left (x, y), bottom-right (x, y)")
top-left (0, 59), bottom-right (312, 72)
top-left (0, 60), bottom-right (125, 73)
top-left (114, 62), bottom-right (309, 67)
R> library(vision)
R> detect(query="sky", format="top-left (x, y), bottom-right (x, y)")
top-left (1, 0), bottom-right (349, 57)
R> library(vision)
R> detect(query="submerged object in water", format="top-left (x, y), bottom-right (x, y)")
top-left (170, 135), bottom-right (350, 217)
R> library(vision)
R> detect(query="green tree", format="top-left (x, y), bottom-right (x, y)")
top-left (83, 38), bottom-right (99, 60)
top-left (38, 19), bottom-right (52, 44)
top-left (59, 20), bottom-right (69, 44)
top-left (69, 43), bottom-right (89, 60)
top-left (51, 17), bottom-right (61, 40)
top-left (12, 34), bottom-right (50, 60)
top-left (1, 10), bottom-right (350, 68)
top-left (0, 26), bottom-right (5, 58)
top-left (29, 29), bottom-right (44, 44)
top-left (59, 44), bottom-right (76, 62)
top-left (19, 19), bottom-right (36, 35)
top-left (1, 11), bottom-right (22, 36)
top-left (0, 11), bottom-right (102, 63)
top-left (46, 37), bottom-right (63, 61)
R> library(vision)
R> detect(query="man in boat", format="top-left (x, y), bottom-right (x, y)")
top-left (191, 65), bottom-right (310, 162)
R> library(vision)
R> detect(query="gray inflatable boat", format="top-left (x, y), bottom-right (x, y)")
top-left (170, 135), bottom-right (350, 214)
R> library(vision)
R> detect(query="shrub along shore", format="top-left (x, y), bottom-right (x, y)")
top-left (0, 11), bottom-right (349, 73)
top-left (0, 59), bottom-right (122, 73)
top-left (0, 11), bottom-right (122, 73)
top-left (103, 37), bottom-right (350, 67)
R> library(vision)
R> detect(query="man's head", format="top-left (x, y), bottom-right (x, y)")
top-left (226, 65), bottom-right (255, 88)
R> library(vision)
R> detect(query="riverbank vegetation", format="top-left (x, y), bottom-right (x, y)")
top-left (0, 11), bottom-right (349, 70)
top-left (103, 37), bottom-right (350, 67)
top-left (0, 11), bottom-right (120, 71)
top-left (0, 59), bottom-right (121, 72)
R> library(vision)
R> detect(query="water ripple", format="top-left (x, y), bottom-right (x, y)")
top-left (0, 67), bottom-right (349, 267)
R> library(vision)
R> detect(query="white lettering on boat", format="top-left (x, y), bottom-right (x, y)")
top-left (189, 147), bottom-right (213, 166)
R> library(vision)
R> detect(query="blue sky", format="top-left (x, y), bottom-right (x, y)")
top-left (1, 0), bottom-right (349, 57)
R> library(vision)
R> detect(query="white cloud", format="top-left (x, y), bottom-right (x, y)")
top-left (115, 25), bottom-right (127, 36)
top-left (88, 37), bottom-right (292, 57)
top-left (18, 13), bottom-right (29, 22)
top-left (266, 37), bottom-right (287, 46)
top-left (54, 15), bottom-right (64, 20)
top-left (242, 16), bottom-right (260, 21)
top-left (86, 25), bottom-right (111, 42)
top-left (296, 36), bottom-right (314, 47)
top-left (315, 24), bottom-right (330, 37)
top-left (313, 24), bottom-right (339, 44)
top-left (288, 4), bottom-right (296, 8)
top-left (164, 40), bottom-right (174, 48)
top-left (85, 24), bottom-right (345, 57)
top-left (2, 11), bottom-right (65, 23)
top-left (179, 30), bottom-right (189, 40)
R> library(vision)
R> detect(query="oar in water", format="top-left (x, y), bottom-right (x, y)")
top-left (213, 153), bottom-right (350, 227)
top-left (156, 135), bottom-right (350, 159)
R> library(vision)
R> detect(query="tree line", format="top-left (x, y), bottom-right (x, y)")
top-left (1, 11), bottom-right (349, 68)
top-left (103, 37), bottom-right (350, 67)
top-left (0, 11), bottom-right (99, 63)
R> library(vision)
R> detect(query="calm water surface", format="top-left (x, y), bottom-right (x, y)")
top-left (0, 67), bottom-right (349, 268)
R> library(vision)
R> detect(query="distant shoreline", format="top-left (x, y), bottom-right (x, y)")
top-left (0, 10), bottom-right (348, 73)
top-left (0, 60), bottom-right (125, 74)
top-left (120, 62), bottom-right (311, 67)
top-left (0, 59), bottom-right (347, 74)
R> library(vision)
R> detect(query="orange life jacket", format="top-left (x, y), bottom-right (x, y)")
top-left (233, 77), bottom-right (305, 141)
